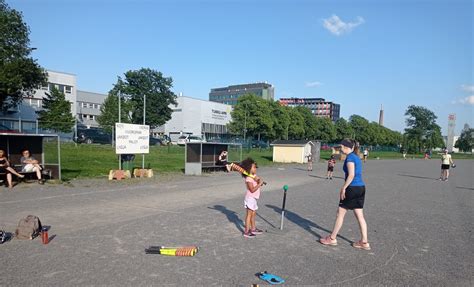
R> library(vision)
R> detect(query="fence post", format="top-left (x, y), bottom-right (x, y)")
top-left (36, 120), bottom-right (38, 134)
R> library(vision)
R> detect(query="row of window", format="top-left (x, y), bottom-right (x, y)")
top-left (211, 91), bottom-right (263, 100)
top-left (41, 83), bottom-right (73, 94)
top-left (79, 102), bottom-right (101, 110)
top-left (80, 114), bottom-right (96, 120)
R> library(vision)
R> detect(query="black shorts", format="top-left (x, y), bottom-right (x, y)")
top-left (441, 164), bottom-right (450, 170)
top-left (339, 186), bottom-right (366, 210)
top-left (327, 167), bottom-right (334, 172)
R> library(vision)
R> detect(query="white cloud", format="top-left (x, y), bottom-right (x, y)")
top-left (453, 95), bottom-right (474, 105)
top-left (461, 84), bottom-right (474, 93)
top-left (305, 81), bottom-right (322, 87)
top-left (322, 15), bottom-right (365, 36)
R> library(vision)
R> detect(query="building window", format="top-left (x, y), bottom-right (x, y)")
top-left (65, 86), bottom-right (72, 93)
top-left (41, 83), bottom-right (48, 90)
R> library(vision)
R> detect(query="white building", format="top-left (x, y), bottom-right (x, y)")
top-left (77, 90), bottom-right (107, 128)
top-left (0, 70), bottom-right (77, 133)
top-left (154, 96), bottom-right (232, 142)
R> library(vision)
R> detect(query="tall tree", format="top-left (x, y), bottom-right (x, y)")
top-left (110, 68), bottom-right (177, 128)
top-left (96, 88), bottom-right (133, 133)
top-left (0, 0), bottom-right (47, 110)
top-left (294, 106), bottom-right (318, 139)
top-left (36, 88), bottom-right (75, 132)
top-left (334, 118), bottom-right (353, 142)
top-left (313, 117), bottom-right (336, 142)
top-left (287, 107), bottom-right (305, 139)
top-left (349, 115), bottom-right (370, 144)
top-left (268, 101), bottom-right (290, 140)
top-left (229, 94), bottom-right (273, 140)
top-left (454, 127), bottom-right (473, 152)
top-left (404, 105), bottom-right (444, 151)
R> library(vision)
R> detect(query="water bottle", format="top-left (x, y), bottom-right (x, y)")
top-left (41, 227), bottom-right (49, 244)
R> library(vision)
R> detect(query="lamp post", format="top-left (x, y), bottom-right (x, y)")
top-left (142, 94), bottom-right (146, 169)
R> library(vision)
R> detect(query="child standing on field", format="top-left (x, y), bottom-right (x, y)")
top-left (327, 155), bottom-right (336, 180)
top-left (240, 158), bottom-right (265, 238)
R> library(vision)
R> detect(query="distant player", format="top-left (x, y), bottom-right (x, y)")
top-left (363, 148), bottom-right (369, 163)
top-left (306, 152), bottom-right (313, 171)
top-left (439, 149), bottom-right (455, 181)
top-left (326, 155), bottom-right (336, 180)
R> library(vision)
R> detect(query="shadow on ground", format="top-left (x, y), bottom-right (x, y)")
top-left (397, 174), bottom-right (439, 180)
top-left (265, 204), bottom-right (352, 243)
top-left (208, 205), bottom-right (244, 232)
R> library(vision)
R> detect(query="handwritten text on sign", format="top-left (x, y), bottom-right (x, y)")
top-left (115, 123), bottom-right (150, 154)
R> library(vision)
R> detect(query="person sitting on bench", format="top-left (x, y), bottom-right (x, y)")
top-left (0, 149), bottom-right (24, 188)
top-left (20, 149), bottom-right (44, 184)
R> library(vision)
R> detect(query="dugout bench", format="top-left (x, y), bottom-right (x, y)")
top-left (0, 133), bottom-right (61, 184)
top-left (185, 142), bottom-right (242, 175)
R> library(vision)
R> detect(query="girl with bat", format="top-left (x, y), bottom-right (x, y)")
top-left (240, 158), bottom-right (265, 238)
top-left (320, 139), bottom-right (371, 250)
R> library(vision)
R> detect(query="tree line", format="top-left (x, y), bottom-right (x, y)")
top-left (229, 94), bottom-right (403, 146)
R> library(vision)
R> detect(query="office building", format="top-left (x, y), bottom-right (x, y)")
top-left (209, 83), bottom-right (274, 106)
top-left (0, 70), bottom-right (77, 133)
top-left (77, 90), bottom-right (107, 128)
top-left (154, 96), bottom-right (232, 142)
top-left (278, 97), bottom-right (340, 121)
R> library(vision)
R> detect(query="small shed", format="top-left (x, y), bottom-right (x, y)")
top-left (271, 140), bottom-right (320, 164)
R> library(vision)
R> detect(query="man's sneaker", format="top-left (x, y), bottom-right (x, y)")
top-left (243, 231), bottom-right (256, 238)
top-left (251, 228), bottom-right (264, 235)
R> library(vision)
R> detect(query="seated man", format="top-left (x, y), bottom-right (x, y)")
top-left (20, 149), bottom-right (44, 184)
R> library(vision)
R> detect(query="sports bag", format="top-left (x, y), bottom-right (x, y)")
top-left (15, 215), bottom-right (42, 240)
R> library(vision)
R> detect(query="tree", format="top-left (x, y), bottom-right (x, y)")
top-left (96, 88), bottom-right (133, 133)
top-left (268, 101), bottom-right (290, 140)
top-left (404, 105), bottom-right (444, 151)
top-left (349, 115), bottom-right (370, 144)
top-left (334, 118), bottom-right (353, 142)
top-left (0, 0), bottom-right (47, 110)
top-left (294, 106), bottom-right (318, 139)
top-left (229, 94), bottom-right (273, 140)
top-left (313, 117), bottom-right (336, 142)
top-left (36, 88), bottom-right (75, 132)
top-left (105, 68), bottom-right (177, 128)
top-left (287, 107), bottom-right (305, 139)
top-left (454, 127), bottom-right (473, 152)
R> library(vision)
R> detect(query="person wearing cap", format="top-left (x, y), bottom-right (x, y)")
top-left (439, 149), bottom-right (454, 181)
top-left (320, 139), bottom-right (371, 250)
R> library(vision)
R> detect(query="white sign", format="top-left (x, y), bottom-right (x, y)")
top-left (115, 123), bottom-right (150, 154)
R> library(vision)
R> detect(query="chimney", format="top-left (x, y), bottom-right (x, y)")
top-left (379, 104), bottom-right (384, 126)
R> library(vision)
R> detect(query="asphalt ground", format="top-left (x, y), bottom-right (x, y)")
top-left (0, 159), bottom-right (473, 286)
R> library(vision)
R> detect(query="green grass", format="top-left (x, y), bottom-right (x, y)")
top-left (48, 143), bottom-right (472, 181)
top-left (54, 143), bottom-right (276, 181)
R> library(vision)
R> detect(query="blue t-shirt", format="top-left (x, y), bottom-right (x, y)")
top-left (343, 152), bottom-right (365, 186)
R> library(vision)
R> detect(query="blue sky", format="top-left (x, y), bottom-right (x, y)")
top-left (10, 0), bottom-right (473, 134)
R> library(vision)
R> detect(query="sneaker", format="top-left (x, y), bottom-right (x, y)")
top-left (319, 235), bottom-right (338, 246)
top-left (243, 231), bottom-right (256, 238)
top-left (352, 240), bottom-right (371, 250)
top-left (443, 179), bottom-right (448, 182)
top-left (251, 228), bottom-right (264, 235)
top-left (438, 178), bottom-right (443, 181)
